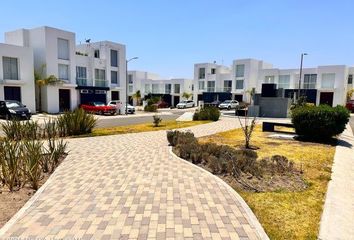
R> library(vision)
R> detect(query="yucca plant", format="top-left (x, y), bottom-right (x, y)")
top-left (1, 120), bottom-right (40, 141)
top-left (56, 108), bottom-right (97, 136)
top-left (0, 139), bottom-right (23, 191)
top-left (22, 140), bottom-right (43, 190)
top-left (44, 139), bottom-right (67, 173)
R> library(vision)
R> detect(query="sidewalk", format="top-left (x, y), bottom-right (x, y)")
top-left (319, 124), bottom-right (354, 239)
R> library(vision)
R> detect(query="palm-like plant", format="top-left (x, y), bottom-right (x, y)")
top-left (132, 90), bottom-right (142, 106)
top-left (34, 65), bottom-right (62, 112)
top-left (182, 92), bottom-right (192, 100)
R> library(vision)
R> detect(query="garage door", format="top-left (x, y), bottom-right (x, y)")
top-left (4, 86), bottom-right (21, 102)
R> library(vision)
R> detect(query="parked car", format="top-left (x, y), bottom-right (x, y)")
top-left (108, 100), bottom-right (122, 114)
top-left (124, 104), bottom-right (136, 114)
top-left (80, 102), bottom-right (116, 115)
top-left (154, 100), bottom-right (169, 109)
top-left (208, 100), bottom-right (221, 107)
top-left (218, 100), bottom-right (239, 110)
top-left (346, 100), bottom-right (354, 112)
top-left (176, 100), bottom-right (195, 109)
top-left (0, 100), bottom-right (31, 120)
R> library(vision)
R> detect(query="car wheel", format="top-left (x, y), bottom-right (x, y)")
top-left (227, 106), bottom-right (231, 110)
top-left (99, 111), bottom-right (104, 115)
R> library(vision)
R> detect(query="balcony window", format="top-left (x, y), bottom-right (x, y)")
top-left (321, 73), bottom-right (335, 88)
top-left (58, 64), bottom-right (69, 80)
top-left (198, 81), bottom-right (205, 90)
top-left (174, 84), bottom-right (181, 94)
top-left (2, 57), bottom-right (19, 80)
top-left (236, 64), bottom-right (245, 78)
top-left (95, 69), bottom-right (106, 87)
top-left (278, 75), bottom-right (290, 89)
top-left (236, 80), bottom-right (244, 89)
top-left (110, 50), bottom-right (118, 67)
top-left (304, 74), bottom-right (317, 89)
top-left (207, 81), bottom-right (215, 92)
top-left (94, 49), bottom-right (100, 58)
top-left (128, 85), bottom-right (133, 93)
top-left (152, 84), bottom-right (160, 94)
top-left (264, 76), bottom-right (275, 83)
top-left (145, 84), bottom-right (151, 93)
top-left (128, 74), bottom-right (133, 84)
top-left (348, 74), bottom-right (353, 84)
top-left (58, 38), bottom-right (69, 60)
top-left (211, 68), bottom-right (216, 74)
top-left (198, 68), bottom-right (206, 79)
top-left (224, 80), bottom-right (232, 92)
top-left (165, 84), bottom-right (171, 94)
top-left (76, 66), bottom-right (87, 85)
top-left (111, 71), bottom-right (118, 84)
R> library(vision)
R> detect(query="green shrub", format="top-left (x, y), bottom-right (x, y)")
top-left (1, 120), bottom-right (40, 141)
top-left (152, 115), bottom-right (162, 127)
top-left (193, 106), bottom-right (220, 121)
top-left (57, 108), bottom-right (97, 136)
top-left (291, 105), bottom-right (350, 140)
top-left (0, 139), bottom-right (22, 191)
top-left (144, 104), bottom-right (157, 112)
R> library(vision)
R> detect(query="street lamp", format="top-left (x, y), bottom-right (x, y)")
top-left (298, 53), bottom-right (308, 98)
top-left (126, 57), bottom-right (138, 114)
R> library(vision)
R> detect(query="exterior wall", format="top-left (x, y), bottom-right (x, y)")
top-left (0, 43), bottom-right (36, 112)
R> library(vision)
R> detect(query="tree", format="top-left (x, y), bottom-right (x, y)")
top-left (237, 114), bottom-right (257, 149)
top-left (34, 65), bottom-right (62, 112)
top-left (182, 92), bottom-right (192, 100)
top-left (132, 90), bottom-right (142, 105)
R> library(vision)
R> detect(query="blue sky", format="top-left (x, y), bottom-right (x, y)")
top-left (0, 0), bottom-right (353, 78)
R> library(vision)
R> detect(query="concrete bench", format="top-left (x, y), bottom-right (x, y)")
top-left (262, 121), bottom-right (294, 132)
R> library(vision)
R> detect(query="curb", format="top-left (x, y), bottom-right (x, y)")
top-left (169, 147), bottom-right (270, 240)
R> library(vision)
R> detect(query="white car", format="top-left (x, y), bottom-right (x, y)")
top-left (218, 100), bottom-right (239, 110)
top-left (176, 100), bottom-right (195, 109)
top-left (108, 101), bottom-right (135, 114)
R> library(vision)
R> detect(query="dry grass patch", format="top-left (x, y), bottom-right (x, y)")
top-left (199, 125), bottom-right (335, 240)
top-left (91, 120), bottom-right (210, 136)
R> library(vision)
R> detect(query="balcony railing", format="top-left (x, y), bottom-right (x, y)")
top-left (223, 87), bottom-right (232, 93)
top-left (95, 79), bottom-right (108, 87)
top-left (76, 78), bottom-right (88, 86)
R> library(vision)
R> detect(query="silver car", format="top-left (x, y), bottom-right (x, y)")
top-left (218, 100), bottom-right (239, 110)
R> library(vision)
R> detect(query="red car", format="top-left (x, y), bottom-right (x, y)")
top-left (154, 100), bottom-right (169, 108)
top-left (80, 102), bottom-right (116, 115)
top-left (346, 100), bottom-right (354, 112)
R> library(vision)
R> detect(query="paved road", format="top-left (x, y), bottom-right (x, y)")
top-left (0, 117), bottom-right (268, 240)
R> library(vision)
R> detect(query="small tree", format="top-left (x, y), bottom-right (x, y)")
top-left (152, 115), bottom-right (162, 127)
top-left (182, 92), bottom-right (192, 100)
top-left (132, 90), bottom-right (142, 105)
top-left (34, 64), bottom-right (62, 112)
top-left (237, 113), bottom-right (257, 149)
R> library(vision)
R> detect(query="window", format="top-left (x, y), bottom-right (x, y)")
top-left (128, 74), bottom-right (133, 84)
top-left (198, 68), bottom-right (206, 79)
top-left (304, 74), bottom-right (317, 89)
top-left (145, 84), bottom-right (151, 93)
top-left (95, 69), bottom-right (105, 80)
top-left (110, 50), bottom-right (118, 67)
top-left (58, 64), bottom-right (69, 80)
top-left (128, 85), bottom-right (133, 93)
top-left (278, 75), bottom-right (290, 89)
top-left (174, 84), bottom-right (181, 94)
top-left (58, 38), bottom-right (69, 60)
top-left (207, 81), bottom-right (215, 92)
top-left (152, 84), bottom-right (159, 93)
top-left (236, 64), bottom-right (245, 78)
top-left (76, 66), bottom-right (87, 79)
top-left (224, 80), bottom-right (232, 92)
top-left (348, 74), bottom-right (353, 84)
top-left (321, 73), bottom-right (335, 88)
top-left (111, 71), bottom-right (118, 84)
top-left (198, 81), bottom-right (205, 90)
top-left (264, 76), bottom-right (275, 83)
top-left (236, 80), bottom-right (244, 89)
top-left (211, 68), bottom-right (216, 74)
top-left (94, 49), bottom-right (100, 58)
top-left (165, 84), bottom-right (171, 94)
top-left (111, 91), bottom-right (120, 100)
top-left (2, 57), bottom-right (19, 80)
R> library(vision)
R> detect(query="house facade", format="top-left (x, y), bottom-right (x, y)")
top-left (0, 43), bottom-right (36, 112)
top-left (128, 70), bottom-right (193, 106)
top-left (194, 59), bottom-right (354, 107)
top-left (4, 26), bottom-right (126, 113)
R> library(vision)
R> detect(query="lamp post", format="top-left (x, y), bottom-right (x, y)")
top-left (126, 57), bottom-right (138, 114)
top-left (298, 53), bottom-right (308, 98)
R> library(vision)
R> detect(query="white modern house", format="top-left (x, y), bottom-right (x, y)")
top-left (128, 70), bottom-right (193, 107)
top-left (4, 26), bottom-right (127, 113)
top-left (0, 43), bottom-right (36, 112)
top-left (194, 59), bottom-right (354, 107)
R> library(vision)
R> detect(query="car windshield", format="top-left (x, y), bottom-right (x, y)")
top-left (223, 100), bottom-right (231, 103)
top-left (6, 101), bottom-right (23, 108)
top-left (180, 101), bottom-right (187, 104)
top-left (93, 102), bottom-right (105, 106)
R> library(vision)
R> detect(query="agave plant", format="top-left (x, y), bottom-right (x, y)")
top-left (56, 108), bottom-right (97, 136)
top-left (22, 140), bottom-right (43, 190)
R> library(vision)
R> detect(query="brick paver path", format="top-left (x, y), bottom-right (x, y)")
top-left (0, 117), bottom-right (268, 240)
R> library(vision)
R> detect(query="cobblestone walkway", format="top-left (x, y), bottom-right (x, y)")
top-left (0, 117), bottom-right (268, 240)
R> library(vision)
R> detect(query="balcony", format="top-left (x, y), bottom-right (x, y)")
top-left (223, 87), bottom-right (232, 93)
top-left (95, 79), bottom-right (108, 87)
top-left (76, 78), bottom-right (88, 86)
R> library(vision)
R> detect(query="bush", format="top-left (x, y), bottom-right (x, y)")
top-left (193, 106), bottom-right (220, 121)
top-left (1, 120), bottom-right (40, 141)
top-left (144, 104), bottom-right (158, 112)
top-left (291, 105), bottom-right (350, 140)
top-left (57, 108), bottom-right (97, 136)
top-left (152, 115), bottom-right (162, 127)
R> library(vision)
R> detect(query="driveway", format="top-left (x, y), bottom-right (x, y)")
top-left (0, 117), bottom-right (268, 239)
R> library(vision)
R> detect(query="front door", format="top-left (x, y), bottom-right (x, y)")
top-left (173, 96), bottom-right (180, 107)
top-left (319, 92), bottom-right (334, 106)
top-left (4, 86), bottom-right (21, 102)
top-left (59, 89), bottom-right (71, 112)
